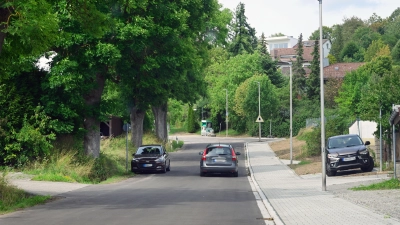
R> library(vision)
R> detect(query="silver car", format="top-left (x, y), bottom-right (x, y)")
top-left (198, 144), bottom-right (241, 177)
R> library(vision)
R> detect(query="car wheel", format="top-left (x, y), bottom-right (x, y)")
top-left (361, 157), bottom-right (374, 172)
top-left (200, 171), bottom-right (205, 177)
top-left (166, 160), bottom-right (171, 171)
top-left (233, 171), bottom-right (238, 177)
top-left (326, 163), bottom-right (336, 177)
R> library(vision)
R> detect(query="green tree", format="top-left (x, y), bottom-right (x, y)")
top-left (336, 56), bottom-right (392, 119)
top-left (187, 105), bottom-right (196, 133)
top-left (330, 24), bottom-right (344, 62)
top-left (351, 26), bottom-right (381, 50)
top-left (308, 26), bottom-right (332, 40)
top-left (292, 33), bottom-right (306, 97)
top-left (364, 39), bottom-right (390, 62)
top-left (228, 2), bottom-right (257, 56)
top-left (392, 40), bottom-right (400, 65)
top-left (341, 16), bottom-right (365, 44)
top-left (0, 0), bottom-right (58, 75)
top-left (114, 0), bottom-right (228, 146)
top-left (258, 32), bottom-right (283, 87)
top-left (306, 40), bottom-right (320, 100)
top-left (233, 75), bottom-right (278, 135)
top-left (383, 15), bottom-right (400, 48)
top-left (340, 41), bottom-right (364, 62)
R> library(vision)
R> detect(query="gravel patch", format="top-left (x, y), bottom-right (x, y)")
top-left (328, 179), bottom-right (400, 221)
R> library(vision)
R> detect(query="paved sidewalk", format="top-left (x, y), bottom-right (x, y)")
top-left (246, 141), bottom-right (400, 225)
top-left (6, 172), bottom-right (89, 196)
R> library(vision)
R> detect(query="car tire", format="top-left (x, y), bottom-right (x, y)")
top-left (200, 171), bottom-right (205, 177)
top-left (361, 157), bottom-right (374, 172)
top-left (166, 160), bottom-right (171, 171)
top-left (233, 171), bottom-right (238, 177)
top-left (326, 163), bottom-right (336, 177)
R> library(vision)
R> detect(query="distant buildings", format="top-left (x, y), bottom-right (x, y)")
top-left (265, 35), bottom-right (362, 80)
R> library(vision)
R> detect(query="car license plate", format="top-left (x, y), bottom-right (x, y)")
top-left (142, 164), bottom-right (152, 167)
top-left (343, 157), bottom-right (356, 161)
top-left (213, 158), bottom-right (226, 162)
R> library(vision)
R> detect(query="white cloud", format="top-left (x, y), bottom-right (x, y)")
top-left (218, 0), bottom-right (399, 40)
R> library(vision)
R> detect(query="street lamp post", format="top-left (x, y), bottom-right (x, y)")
top-left (277, 61), bottom-right (293, 164)
top-left (223, 89), bottom-right (228, 137)
top-left (257, 82), bottom-right (261, 142)
top-left (319, 0), bottom-right (327, 191)
top-left (290, 65), bottom-right (293, 165)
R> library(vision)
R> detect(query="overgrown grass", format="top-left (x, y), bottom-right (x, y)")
top-left (23, 132), bottom-right (183, 184)
top-left (169, 126), bottom-right (187, 134)
top-left (298, 160), bottom-right (312, 165)
top-left (0, 172), bottom-right (51, 214)
top-left (350, 178), bottom-right (400, 191)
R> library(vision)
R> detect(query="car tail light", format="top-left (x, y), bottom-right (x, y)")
top-left (202, 149), bottom-right (207, 161)
top-left (231, 149), bottom-right (237, 161)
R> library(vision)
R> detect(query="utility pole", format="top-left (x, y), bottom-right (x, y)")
top-left (257, 82), bottom-right (261, 141)
top-left (223, 89), bottom-right (228, 137)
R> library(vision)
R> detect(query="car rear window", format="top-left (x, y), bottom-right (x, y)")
top-left (206, 147), bottom-right (231, 155)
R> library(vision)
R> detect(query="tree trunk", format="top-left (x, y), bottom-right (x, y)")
top-left (83, 73), bottom-right (105, 158)
top-left (130, 106), bottom-right (145, 148)
top-left (83, 117), bottom-right (101, 157)
top-left (152, 102), bottom-right (168, 143)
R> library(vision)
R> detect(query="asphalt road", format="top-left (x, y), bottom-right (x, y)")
top-left (0, 136), bottom-right (266, 225)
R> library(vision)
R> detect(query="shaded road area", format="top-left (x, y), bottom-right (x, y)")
top-left (1, 137), bottom-right (266, 225)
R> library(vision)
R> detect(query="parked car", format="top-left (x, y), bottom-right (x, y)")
top-left (198, 143), bottom-right (241, 177)
top-left (325, 134), bottom-right (374, 176)
top-left (131, 145), bottom-right (170, 173)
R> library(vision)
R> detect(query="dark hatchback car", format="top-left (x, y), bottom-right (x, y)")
top-left (131, 145), bottom-right (171, 173)
top-left (326, 134), bottom-right (374, 176)
top-left (199, 143), bottom-right (241, 177)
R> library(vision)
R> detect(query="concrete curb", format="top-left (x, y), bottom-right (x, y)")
top-left (245, 143), bottom-right (285, 225)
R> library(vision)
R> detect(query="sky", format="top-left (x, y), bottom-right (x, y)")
top-left (218, 0), bottom-right (399, 40)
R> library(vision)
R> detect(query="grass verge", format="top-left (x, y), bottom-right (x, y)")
top-left (22, 132), bottom-right (183, 184)
top-left (0, 172), bottom-right (51, 215)
top-left (350, 178), bottom-right (400, 191)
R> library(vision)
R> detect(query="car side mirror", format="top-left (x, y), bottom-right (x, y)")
top-left (132, 153), bottom-right (135, 157)
top-left (199, 151), bottom-right (203, 155)
top-left (236, 152), bottom-right (241, 155)
top-left (365, 141), bottom-right (370, 146)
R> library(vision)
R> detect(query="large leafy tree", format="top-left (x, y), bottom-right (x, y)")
top-left (351, 27), bottom-right (381, 50)
top-left (233, 75), bottom-right (278, 135)
top-left (228, 2), bottom-right (257, 56)
top-left (306, 40), bottom-right (320, 100)
top-left (205, 52), bottom-right (265, 132)
top-left (383, 8), bottom-right (400, 48)
top-left (292, 33), bottom-right (306, 97)
top-left (330, 24), bottom-right (344, 62)
top-left (340, 41), bottom-right (364, 62)
top-left (392, 40), bottom-right (400, 65)
top-left (364, 39), bottom-right (391, 62)
top-left (336, 56), bottom-right (393, 119)
top-left (0, 0), bottom-right (58, 75)
top-left (341, 16), bottom-right (365, 44)
top-left (115, 0), bottom-right (229, 146)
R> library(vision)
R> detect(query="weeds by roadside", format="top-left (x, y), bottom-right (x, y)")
top-left (0, 171), bottom-right (50, 214)
top-left (20, 132), bottom-right (184, 184)
top-left (350, 178), bottom-right (400, 191)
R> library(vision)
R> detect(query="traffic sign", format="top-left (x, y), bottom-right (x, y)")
top-left (256, 115), bottom-right (264, 123)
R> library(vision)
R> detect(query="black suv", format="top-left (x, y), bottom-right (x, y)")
top-left (198, 143), bottom-right (241, 177)
top-left (326, 134), bottom-right (374, 176)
